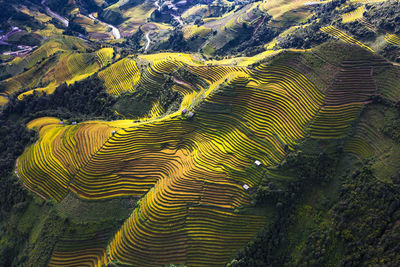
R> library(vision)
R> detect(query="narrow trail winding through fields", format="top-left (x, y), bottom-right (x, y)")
top-left (89, 14), bottom-right (121, 39)
top-left (145, 31), bottom-right (151, 52)
top-left (41, 0), bottom-right (69, 27)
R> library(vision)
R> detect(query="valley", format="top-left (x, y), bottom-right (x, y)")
top-left (0, 0), bottom-right (399, 266)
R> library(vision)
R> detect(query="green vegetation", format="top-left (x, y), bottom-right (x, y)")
top-left (1, 0), bottom-right (400, 266)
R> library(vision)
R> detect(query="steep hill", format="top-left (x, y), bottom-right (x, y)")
top-left (0, 0), bottom-right (400, 266)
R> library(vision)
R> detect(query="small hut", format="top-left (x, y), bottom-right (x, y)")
top-left (254, 160), bottom-right (262, 166)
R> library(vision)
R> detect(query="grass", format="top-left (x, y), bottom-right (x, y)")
top-left (56, 193), bottom-right (138, 223)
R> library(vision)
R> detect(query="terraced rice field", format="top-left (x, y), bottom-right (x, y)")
top-left (357, 18), bottom-right (378, 33)
top-left (350, 0), bottom-right (390, 3)
top-left (258, 0), bottom-right (311, 20)
top-left (13, 40), bottom-right (391, 265)
top-left (375, 66), bottom-right (400, 102)
top-left (342, 6), bottom-right (365, 23)
top-left (98, 57), bottom-right (141, 94)
top-left (182, 4), bottom-right (209, 20)
top-left (224, 4), bottom-right (260, 31)
top-left (96, 47), bottom-right (114, 68)
top-left (310, 59), bottom-right (377, 139)
top-left (17, 57), bottom-right (328, 265)
top-left (0, 37), bottom-right (92, 103)
top-left (384, 33), bottom-right (400, 46)
top-left (1, 56), bottom-right (55, 99)
top-left (183, 25), bottom-right (211, 39)
top-left (344, 121), bottom-right (381, 160)
top-left (116, 2), bottom-right (156, 37)
top-left (73, 14), bottom-right (113, 40)
top-left (17, 52), bottom-right (100, 99)
top-left (18, 5), bottom-right (52, 23)
top-left (321, 25), bottom-right (374, 52)
top-left (48, 229), bottom-right (111, 267)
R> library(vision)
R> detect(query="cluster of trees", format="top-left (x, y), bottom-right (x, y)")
top-left (229, 98), bottom-right (400, 266)
top-left (2, 75), bottom-right (118, 122)
top-left (279, 0), bottom-right (347, 49)
top-left (64, 19), bottom-right (87, 36)
top-left (114, 73), bottom-right (183, 117)
top-left (0, 75), bottom-right (118, 214)
top-left (331, 166), bottom-right (400, 265)
top-left (154, 30), bottom-right (192, 52)
top-left (230, 148), bottom-right (400, 266)
top-left (0, 122), bottom-right (33, 213)
top-left (125, 28), bottom-right (144, 51)
top-left (382, 108), bottom-right (400, 142)
top-left (279, 22), bottom-right (331, 49)
top-left (254, 150), bottom-right (339, 206)
top-left (228, 148), bottom-right (340, 266)
top-left (0, 74), bottom-right (120, 265)
top-left (44, 0), bottom-right (71, 17)
top-left (364, 1), bottom-right (400, 34)
top-left (380, 44), bottom-right (400, 63)
top-left (299, 165), bottom-right (400, 266)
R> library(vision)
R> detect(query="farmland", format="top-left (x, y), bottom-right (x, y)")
top-left (1, 0), bottom-right (400, 266)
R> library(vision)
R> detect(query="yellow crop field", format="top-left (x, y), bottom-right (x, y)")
top-left (384, 33), bottom-right (400, 46)
top-left (182, 4), bottom-right (209, 19)
top-left (342, 6), bottom-right (365, 23)
top-left (349, 0), bottom-right (390, 3)
top-left (183, 25), bottom-right (212, 39)
top-left (320, 25), bottom-right (374, 52)
top-left (17, 58), bottom-right (330, 264)
top-left (98, 58), bottom-right (141, 94)
top-left (0, 96), bottom-right (9, 105)
top-left (5, 0), bottom-right (400, 264)
top-left (1, 56), bottom-right (55, 99)
top-left (258, 0), bottom-right (311, 20)
top-left (96, 47), bottom-right (114, 68)
top-left (18, 5), bottom-right (52, 22)
top-left (17, 84), bottom-right (58, 100)
top-left (310, 59), bottom-right (377, 138)
top-left (118, 3), bottom-right (155, 36)
top-left (48, 229), bottom-right (111, 267)
top-left (17, 52), bottom-right (99, 99)
top-left (14, 41), bottom-right (384, 264)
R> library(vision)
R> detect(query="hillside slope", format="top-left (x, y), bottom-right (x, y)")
top-left (0, 0), bottom-right (400, 266)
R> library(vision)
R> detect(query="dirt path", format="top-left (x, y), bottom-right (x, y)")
top-left (89, 13), bottom-right (121, 39)
top-left (41, 0), bottom-right (69, 27)
top-left (145, 31), bottom-right (151, 52)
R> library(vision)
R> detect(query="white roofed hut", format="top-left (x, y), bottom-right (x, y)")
top-left (254, 160), bottom-right (262, 166)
